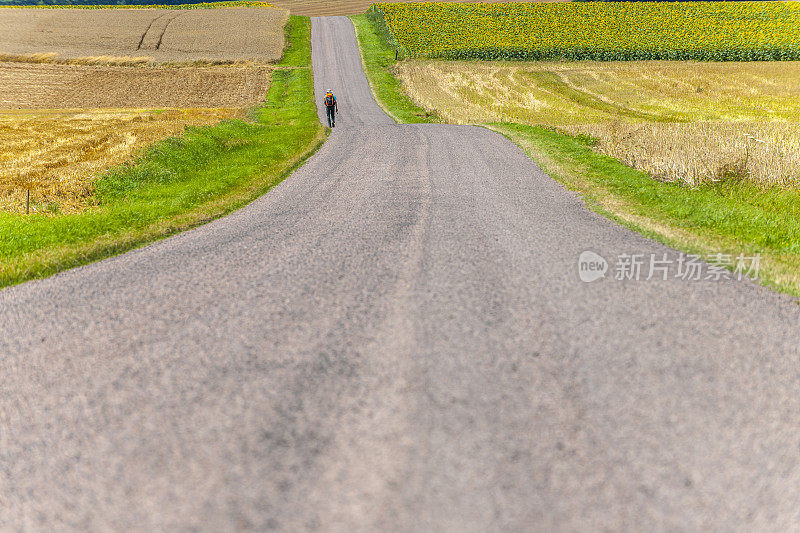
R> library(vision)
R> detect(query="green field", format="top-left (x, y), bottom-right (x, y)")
top-left (372, 1), bottom-right (800, 61)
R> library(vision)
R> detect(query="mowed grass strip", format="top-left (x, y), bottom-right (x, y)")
top-left (0, 15), bottom-right (326, 288)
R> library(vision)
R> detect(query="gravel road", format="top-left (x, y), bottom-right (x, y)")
top-left (1, 16), bottom-right (800, 531)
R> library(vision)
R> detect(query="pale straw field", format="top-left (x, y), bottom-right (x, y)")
top-left (0, 109), bottom-right (242, 214)
top-left (395, 60), bottom-right (800, 186)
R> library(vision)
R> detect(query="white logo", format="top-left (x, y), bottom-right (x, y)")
top-left (578, 251), bottom-right (608, 283)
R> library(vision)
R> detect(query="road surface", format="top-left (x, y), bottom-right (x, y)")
top-left (1, 16), bottom-right (800, 531)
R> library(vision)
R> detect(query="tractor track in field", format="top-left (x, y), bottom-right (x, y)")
top-left (136, 12), bottom-right (167, 51)
top-left (155, 12), bottom-right (184, 50)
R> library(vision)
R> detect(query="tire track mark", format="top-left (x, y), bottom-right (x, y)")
top-left (155, 12), bottom-right (184, 50)
top-left (136, 13), bottom-right (167, 51)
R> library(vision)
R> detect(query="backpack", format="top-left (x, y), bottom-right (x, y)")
top-left (325, 93), bottom-right (334, 107)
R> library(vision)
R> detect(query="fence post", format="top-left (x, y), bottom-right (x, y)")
top-left (26, 189), bottom-right (30, 215)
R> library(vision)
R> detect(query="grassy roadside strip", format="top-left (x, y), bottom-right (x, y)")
top-left (353, 11), bottom-right (800, 297)
top-left (490, 124), bottom-right (800, 296)
top-left (351, 12), bottom-right (437, 124)
top-left (0, 15), bottom-right (326, 288)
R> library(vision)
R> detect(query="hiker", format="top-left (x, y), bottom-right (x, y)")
top-left (324, 89), bottom-right (338, 128)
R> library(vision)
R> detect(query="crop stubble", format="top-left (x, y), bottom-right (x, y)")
top-left (396, 60), bottom-right (800, 186)
top-left (0, 109), bottom-right (242, 214)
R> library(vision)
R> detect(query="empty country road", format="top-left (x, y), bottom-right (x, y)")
top-left (2, 15), bottom-right (800, 531)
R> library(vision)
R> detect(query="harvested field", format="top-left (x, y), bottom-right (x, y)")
top-left (269, 0), bottom-right (564, 17)
top-left (396, 60), bottom-right (800, 125)
top-left (0, 7), bottom-right (288, 63)
top-left (396, 60), bottom-right (800, 186)
top-left (0, 109), bottom-right (241, 214)
top-left (0, 62), bottom-right (272, 108)
top-left (563, 122), bottom-right (800, 187)
top-left (0, 5), bottom-right (285, 214)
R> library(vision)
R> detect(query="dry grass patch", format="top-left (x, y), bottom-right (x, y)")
top-left (0, 109), bottom-right (242, 214)
top-left (0, 7), bottom-right (288, 63)
top-left (396, 60), bottom-right (800, 185)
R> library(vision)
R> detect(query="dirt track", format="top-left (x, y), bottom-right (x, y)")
top-left (0, 62), bottom-right (271, 109)
top-left (0, 7), bottom-right (288, 63)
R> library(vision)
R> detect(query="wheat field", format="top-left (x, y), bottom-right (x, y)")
top-left (0, 109), bottom-right (242, 214)
top-left (0, 59), bottom-right (273, 214)
top-left (395, 60), bottom-right (800, 186)
top-left (564, 122), bottom-right (800, 186)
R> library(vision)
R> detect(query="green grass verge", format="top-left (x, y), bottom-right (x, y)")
top-left (491, 124), bottom-right (800, 297)
top-left (0, 15), bottom-right (326, 288)
top-left (351, 12), bottom-right (437, 124)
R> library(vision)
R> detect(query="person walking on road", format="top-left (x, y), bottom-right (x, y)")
top-left (324, 89), bottom-right (338, 128)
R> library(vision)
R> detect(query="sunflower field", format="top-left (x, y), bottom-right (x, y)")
top-left (370, 2), bottom-right (800, 61)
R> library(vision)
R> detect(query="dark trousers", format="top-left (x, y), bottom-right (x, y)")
top-left (326, 105), bottom-right (335, 127)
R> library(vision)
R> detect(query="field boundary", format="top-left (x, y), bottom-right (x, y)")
top-left (0, 52), bottom-right (277, 66)
top-left (350, 13), bottom-right (437, 124)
